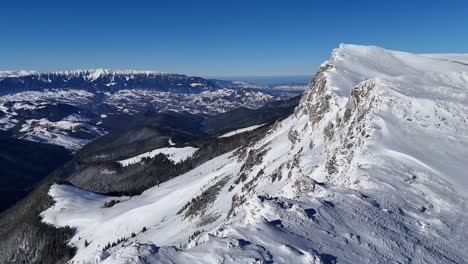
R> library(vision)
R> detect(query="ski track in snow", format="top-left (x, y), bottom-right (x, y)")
top-left (42, 44), bottom-right (468, 263)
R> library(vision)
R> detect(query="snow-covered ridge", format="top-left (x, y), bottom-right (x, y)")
top-left (1, 69), bottom-right (168, 81)
top-left (42, 45), bottom-right (468, 263)
top-left (0, 68), bottom-right (217, 95)
top-left (118, 146), bottom-right (198, 167)
top-left (317, 44), bottom-right (468, 97)
top-left (3, 69), bottom-right (165, 77)
top-left (0, 70), bottom-right (38, 78)
top-left (47, 69), bottom-right (165, 79)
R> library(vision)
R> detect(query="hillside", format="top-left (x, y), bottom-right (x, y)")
top-left (38, 45), bottom-right (468, 263)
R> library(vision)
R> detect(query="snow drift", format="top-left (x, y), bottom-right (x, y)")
top-left (42, 44), bottom-right (468, 263)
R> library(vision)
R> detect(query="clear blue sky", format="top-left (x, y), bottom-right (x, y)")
top-left (1, 0), bottom-right (467, 77)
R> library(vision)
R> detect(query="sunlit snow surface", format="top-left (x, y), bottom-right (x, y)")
top-left (218, 124), bottom-right (266, 138)
top-left (42, 45), bottom-right (468, 263)
top-left (118, 146), bottom-right (198, 166)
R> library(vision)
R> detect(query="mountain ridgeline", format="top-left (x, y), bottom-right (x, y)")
top-left (1, 45), bottom-right (468, 263)
top-left (0, 70), bottom-right (217, 94)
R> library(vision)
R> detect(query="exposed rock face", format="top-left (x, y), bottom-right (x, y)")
top-left (295, 64), bottom-right (333, 124)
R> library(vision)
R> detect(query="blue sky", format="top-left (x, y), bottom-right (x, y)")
top-left (1, 0), bottom-right (467, 77)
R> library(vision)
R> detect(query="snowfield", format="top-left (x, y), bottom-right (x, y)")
top-left (218, 124), bottom-right (267, 138)
top-left (42, 44), bottom-right (468, 263)
top-left (118, 146), bottom-right (199, 167)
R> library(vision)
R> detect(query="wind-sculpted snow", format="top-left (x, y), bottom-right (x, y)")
top-left (42, 45), bottom-right (468, 263)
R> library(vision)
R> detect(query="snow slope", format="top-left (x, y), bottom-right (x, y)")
top-left (42, 44), bottom-right (468, 263)
top-left (218, 124), bottom-right (266, 138)
top-left (43, 151), bottom-right (242, 262)
top-left (118, 146), bottom-right (198, 167)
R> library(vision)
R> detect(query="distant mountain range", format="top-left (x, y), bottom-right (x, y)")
top-left (0, 69), bottom-right (302, 150)
top-left (0, 69), bottom-right (308, 95)
top-left (0, 69), bottom-right (216, 94)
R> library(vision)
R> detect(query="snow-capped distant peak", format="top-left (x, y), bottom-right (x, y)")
top-left (87, 69), bottom-right (107, 82)
top-left (0, 69), bottom-right (171, 81)
top-left (0, 70), bottom-right (38, 78)
top-left (49, 69), bottom-right (164, 77)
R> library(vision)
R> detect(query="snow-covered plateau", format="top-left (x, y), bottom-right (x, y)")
top-left (42, 45), bottom-right (468, 263)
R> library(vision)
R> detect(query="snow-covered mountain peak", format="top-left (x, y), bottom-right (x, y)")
top-left (295, 44), bottom-right (468, 187)
top-left (41, 45), bottom-right (468, 263)
top-left (322, 44), bottom-right (468, 95)
top-left (297, 44), bottom-right (468, 118)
